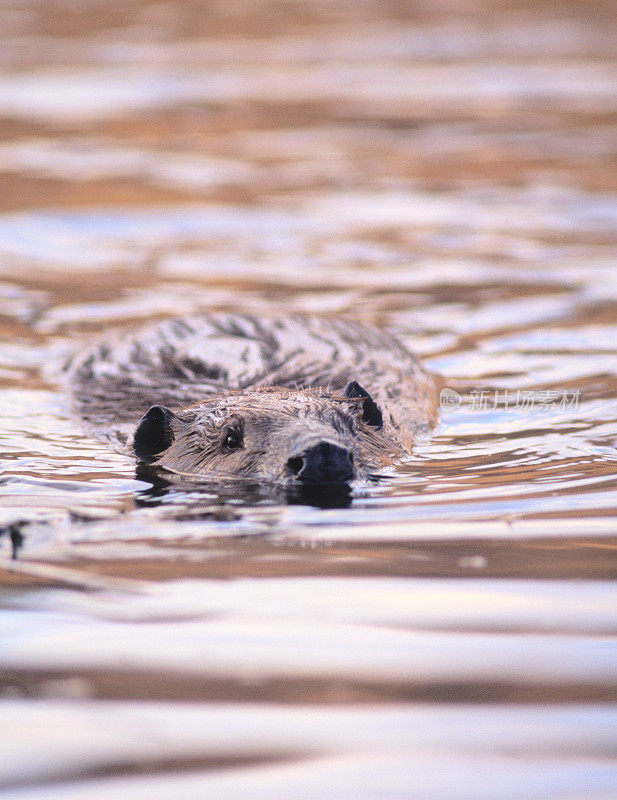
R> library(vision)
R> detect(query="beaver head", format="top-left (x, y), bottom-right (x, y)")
top-left (132, 381), bottom-right (395, 485)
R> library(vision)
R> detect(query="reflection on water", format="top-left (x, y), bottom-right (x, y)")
top-left (1, 0), bottom-right (617, 797)
top-left (134, 467), bottom-right (355, 510)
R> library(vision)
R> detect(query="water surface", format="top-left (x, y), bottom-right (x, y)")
top-left (1, 1), bottom-right (617, 797)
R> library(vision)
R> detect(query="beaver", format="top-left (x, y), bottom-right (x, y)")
top-left (64, 314), bottom-right (439, 485)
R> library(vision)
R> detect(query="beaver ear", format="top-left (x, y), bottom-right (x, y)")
top-left (343, 381), bottom-right (383, 429)
top-left (133, 405), bottom-right (177, 463)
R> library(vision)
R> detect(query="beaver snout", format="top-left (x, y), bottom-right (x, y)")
top-left (287, 440), bottom-right (355, 484)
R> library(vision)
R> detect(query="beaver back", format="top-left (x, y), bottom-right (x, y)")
top-left (63, 314), bottom-right (439, 455)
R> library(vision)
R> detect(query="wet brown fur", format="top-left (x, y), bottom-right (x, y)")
top-left (63, 314), bottom-right (439, 483)
top-left (155, 387), bottom-right (397, 482)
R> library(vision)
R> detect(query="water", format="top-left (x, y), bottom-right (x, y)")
top-left (1, 1), bottom-right (617, 797)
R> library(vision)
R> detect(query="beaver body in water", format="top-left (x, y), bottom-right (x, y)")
top-left (64, 314), bottom-right (439, 485)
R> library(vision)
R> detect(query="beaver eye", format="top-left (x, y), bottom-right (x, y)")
top-left (222, 426), bottom-right (243, 450)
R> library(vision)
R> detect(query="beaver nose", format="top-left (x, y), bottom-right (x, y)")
top-left (287, 441), bottom-right (354, 484)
